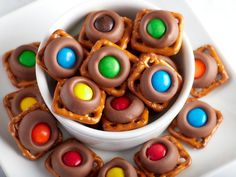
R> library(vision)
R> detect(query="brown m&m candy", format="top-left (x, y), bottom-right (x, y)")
top-left (2, 42), bottom-right (39, 88)
top-left (128, 53), bottom-right (182, 112)
top-left (78, 10), bottom-right (133, 49)
top-left (168, 98), bottom-right (223, 149)
top-left (191, 45), bottom-right (229, 98)
top-left (52, 76), bottom-right (106, 124)
top-left (37, 29), bottom-right (85, 80)
top-left (45, 139), bottom-right (103, 177)
top-left (8, 104), bottom-right (62, 160)
top-left (134, 136), bottom-right (191, 177)
top-left (80, 39), bottom-right (138, 97)
top-left (4, 85), bottom-right (43, 119)
top-left (102, 94), bottom-right (149, 131)
top-left (131, 9), bottom-right (183, 56)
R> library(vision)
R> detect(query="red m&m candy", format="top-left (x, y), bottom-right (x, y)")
top-left (146, 143), bottom-right (167, 161)
top-left (62, 151), bottom-right (83, 167)
top-left (111, 96), bottom-right (131, 111)
top-left (31, 123), bottom-right (51, 145)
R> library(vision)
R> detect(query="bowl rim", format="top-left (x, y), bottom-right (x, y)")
top-left (36, 0), bottom-right (194, 140)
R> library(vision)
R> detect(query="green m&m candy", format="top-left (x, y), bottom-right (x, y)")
top-left (18, 50), bottom-right (36, 68)
top-left (147, 18), bottom-right (166, 39)
top-left (98, 56), bottom-right (120, 78)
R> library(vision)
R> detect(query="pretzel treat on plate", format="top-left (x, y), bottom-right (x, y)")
top-left (8, 104), bottom-right (62, 160)
top-left (52, 76), bottom-right (106, 124)
top-left (134, 135), bottom-right (191, 177)
top-left (98, 157), bottom-right (145, 177)
top-left (168, 98), bottom-right (223, 149)
top-left (2, 42), bottom-right (39, 88)
top-left (3, 85), bottom-right (43, 119)
top-left (78, 10), bottom-right (133, 50)
top-left (131, 9), bottom-right (183, 56)
top-left (102, 93), bottom-right (149, 131)
top-left (45, 139), bottom-right (103, 177)
top-left (191, 45), bottom-right (229, 98)
top-left (80, 39), bottom-right (138, 97)
top-left (37, 29), bottom-right (86, 81)
top-left (128, 53), bottom-right (182, 112)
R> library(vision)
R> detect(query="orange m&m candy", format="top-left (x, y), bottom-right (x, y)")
top-left (32, 123), bottom-right (51, 145)
top-left (194, 59), bottom-right (206, 79)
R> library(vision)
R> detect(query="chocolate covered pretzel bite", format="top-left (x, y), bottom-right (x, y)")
top-left (2, 42), bottom-right (39, 88)
top-left (168, 98), bottom-right (223, 149)
top-left (78, 10), bottom-right (133, 49)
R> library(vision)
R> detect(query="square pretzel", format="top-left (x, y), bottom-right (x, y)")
top-left (131, 9), bottom-right (184, 56)
top-left (2, 42), bottom-right (39, 88)
top-left (134, 135), bottom-right (191, 177)
top-left (128, 53), bottom-right (182, 112)
top-left (45, 138), bottom-right (104, 177)
top-left (168, 98), bottom-right (223, 149)
top-left (8, 103), bottom-right (63, 160)
top-left (191, 44), bottom-right (229, 98)
top-left (80, 39), bottom-right (139, 97)
top-left (102, 108), bottom-right (149, 131)
top-left (52, 79), bottom-right (106, 125)
top-left (3, 84), bottom-right (40, 119)
top-left (78, 16), bottom-right (133, 50)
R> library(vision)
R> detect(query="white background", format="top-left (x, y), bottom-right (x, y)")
top-left (0, 0), bottom-right (235, 176)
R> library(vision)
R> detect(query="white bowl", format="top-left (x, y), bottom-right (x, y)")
top-left (36, 0), bottom-right (194, 151)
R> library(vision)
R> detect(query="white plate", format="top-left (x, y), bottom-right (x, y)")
top-left (0, 0), bottom-right (235, 176)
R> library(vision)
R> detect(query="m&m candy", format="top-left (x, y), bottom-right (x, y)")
top-left (98, 56), bottom-right (120, 78)
top-left (73, 83), bottom-right (93, 101)
top-left (187, 108), bottom-right (208, 128)
top-left (18, 50), bottom-right (36, 68)
top-left (147, 18), bottom-right (166, 39)
top-left (146, 143), bottom-right (167, 161)
top-left (31, 123), bottom-right (51, 145)
top-left (57, 47), bottom-right (76, 69)
top-left (151, 70), bottom-right (172, 92)
top-left (106, 167), bottom-right (125, 177)
top-left (20, 97), bottom-right (37, 111)
top-left (62, 151), bottom-right (83, 167)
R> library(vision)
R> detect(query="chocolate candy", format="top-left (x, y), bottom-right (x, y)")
top-left (140, 65), bottom-right (179, 103)
top-left (60, 76), bottom-right (101, 115)
top-left (18, 109), bottom-right (59, 154)
top-left (98, 157), bottom-right (138, 177)
top-left (8, 43), bottom-right (38, 81)
top-left (193, 51), bottom-right (218, 88)
top-left (88, 46), bottom-right (130, 88)
top-left (104, 94), bottom-right (144, 124)
top-left (85, 10), bottom-right (124, 43)
top-left (43, 37), bottom-right (84, 79)
top-left (176, 100), bottom-right (217, 138)
top-left (139, 10), bottom-right (179, 48)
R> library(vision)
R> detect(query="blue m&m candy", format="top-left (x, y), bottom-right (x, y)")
top-left (187, 108), bottom-right (208, 128)
top-left (151, 70), bottom-right (171, 92)
top-left (57, 47), bottom-right (76, 69)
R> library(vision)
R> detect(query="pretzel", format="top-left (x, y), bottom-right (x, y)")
top-left (78, 16), bottom-right (133, 50)
top-left (191, 45), bottom-right (229, 98)
top-left (168, 98), bottom-right (223, 149)
top-left (128, 53), bottom-right (182, 112)
top-left (134, 135), bottom-right (191, 177)
top-left (8, 103), bottom-right (63, 160)
top-left (52, 79), bottom-right (106, 124)
top-left (3, 84), bottom-right (40, 120)
top-left (131, 9), bottom-right (184, 56)
top-left (102, 108), bottom-right (149, 131)
top-left (2, 42), bottom-right (39, 88)
top-left (80, 39), bottom-right (139, 97)
top-left (45, 138), bottom-right (104, 177)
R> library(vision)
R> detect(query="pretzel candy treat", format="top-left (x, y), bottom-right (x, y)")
top-left (3, 85), bottom-right (44, 119)
top-left (80, 39), bottom-right (138, 97)
top-left (128, 53), bottom-right (182, 112)
top-left (131, 9), bottom-right (184, 56)
top-left (78, 10), bottom-right (133, 49)
top-left (2, 42), bottom-right (39, 88)
top-left (102, 93), bottom-right (149, 131)
top-left (8, 104), bottom-right (62, 160)
top-left (98, 157), bottom-right (145, 177)
top-left (37, 29), bottom-right (85, 81)
top-left (134, 136), bottom-right (191, 177)
top-left (191, 45), bottom-right (229, 98)
top-left (168, 98), bottom-right (223, 149)
top-left (45, 139), bottom-right (103, 177)
top-left (52, 76), bottom-right (106, 124)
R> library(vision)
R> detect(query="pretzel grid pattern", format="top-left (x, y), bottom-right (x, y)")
top-left (131, 9), bottom-right (184, 56)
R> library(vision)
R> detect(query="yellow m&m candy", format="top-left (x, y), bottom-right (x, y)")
top-left (73, 83), bottom-right (93, 101)
top-left (106, 167), bottom-right (125, 177)
top-left (20, 97), bottom-right (37, 111)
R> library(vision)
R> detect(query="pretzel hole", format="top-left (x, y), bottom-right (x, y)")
top-left (179, 157), bottom-right (186, 163)
top-left (136, 37), bottom-right (143, 43)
